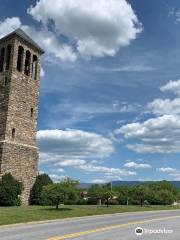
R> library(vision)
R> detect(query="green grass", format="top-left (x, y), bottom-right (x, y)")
top-left (0, 205), bottom-right (180, 226)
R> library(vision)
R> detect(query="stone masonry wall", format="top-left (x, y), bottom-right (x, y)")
top-left (0, 33), bottom-right (42, 204)
top-left (0, 142), bottom-right (38, 203)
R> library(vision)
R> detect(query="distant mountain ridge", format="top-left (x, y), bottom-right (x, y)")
top-left (78, 181), bottom-right (180, 189)
top-left (112, 181), bottom-right (180, 189)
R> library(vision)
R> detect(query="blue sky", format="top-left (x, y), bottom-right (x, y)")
top-left (1, 0), bottom-right (180, 183)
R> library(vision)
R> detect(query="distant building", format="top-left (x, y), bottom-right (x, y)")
top-left (172, 201), bottom-right (180, 206)
top-left (0, 29), bottom-right (44, 204)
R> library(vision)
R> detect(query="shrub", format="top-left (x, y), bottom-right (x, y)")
top-left (0, 173), bottom-right (22, 206)
top-left (76, 199), bottom-right (88, 205)
top-left (29, 174), bottom-right (53, 205)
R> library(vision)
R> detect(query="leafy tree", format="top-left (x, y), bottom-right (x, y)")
top-left (146, 181), bottom-right (177, 205)
top-left (59, 177), bottom-right (80, 205)
top-left (102, 190), bottom-right (114, 207)
top-left (109, 181), bottom-right (179, 206)
top-left (88, 184), bottom-right (116, 206)
top-left (132, 185), bottom-right (149, 206)
top-left (156, 190), bottom-right (175, 205)
top-left (117, 186), bottom-right (131, 205)
top-left (176, 190), bottom-right (180, 202)
top-left (64, 188), bottom-right (79, 205)
top-left (41, 183), bottom-right (74, 209)
top-left (88, 184), bottom-right (105, 205)
top-left (30, 174), bottom-right (53, 205)
top-left (0, 173), bottom-right (22, 206)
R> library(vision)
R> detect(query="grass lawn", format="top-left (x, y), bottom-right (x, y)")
top-left (0, 205), bottom-right (180, 226)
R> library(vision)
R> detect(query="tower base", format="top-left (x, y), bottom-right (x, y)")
top-left (0, 141), bottom-right (38, 204)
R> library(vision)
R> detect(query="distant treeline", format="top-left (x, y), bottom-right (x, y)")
top-left (30, 175), bottom-right (180, 209)
top-left (0, 173), bottom-right (179, 209)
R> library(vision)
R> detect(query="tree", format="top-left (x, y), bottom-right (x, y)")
top-left (88, 184), bottom-right (105, 205)
top-left (61, 177), bottom-right (80, 204)
top-left (157, 190), bottom-right (175, 205)
top-left (117, 186), bottom-right (131, 205)
top-left (146, 181), bottom-right (178, 205)
top-left (41, 183), bottom-right (72, 210)
top-left (88, 184), bottom-right (115, 206)
top-left (132, 185), bottom-right (149, 206)
top-left (102, 190), bottom-right (114, 207)
top-left (64, 188), bottom-right (79, 205)
top-left (30, 174), bottom-right (53, 205)
top-left (0, 173), bottom-right (22, 206)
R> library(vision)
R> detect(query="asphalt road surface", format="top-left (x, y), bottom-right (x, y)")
top-left (0, 209), bottom-right (180, 240)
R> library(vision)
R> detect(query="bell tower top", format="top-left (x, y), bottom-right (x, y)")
top-left (0, 28), bottom-right (44, 54)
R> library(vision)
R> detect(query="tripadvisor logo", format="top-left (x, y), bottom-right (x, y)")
top-left (135, 227), bottom-right (143, 236)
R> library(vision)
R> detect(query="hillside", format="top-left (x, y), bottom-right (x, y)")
top-left (79, 181), bottom-right (180, 189)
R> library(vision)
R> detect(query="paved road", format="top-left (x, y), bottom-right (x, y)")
top-left (0, 210), bottom-right (180, 240)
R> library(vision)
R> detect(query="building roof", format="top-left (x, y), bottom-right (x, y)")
top-left (0, 28), bottom-right (44, 54)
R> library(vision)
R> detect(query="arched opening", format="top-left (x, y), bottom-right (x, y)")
top-left (0, 48), bottom-right (5, 72)
top-left (12, 128), bottom-right (16, 139)
top-left (24, 50), bottom-right (31, 76)
top-left (6, 45), bottom-right (11, 70)
top-left (17, 46), bottom-right (24, 72)
top-left (32, 55), bottom-right (38, 80)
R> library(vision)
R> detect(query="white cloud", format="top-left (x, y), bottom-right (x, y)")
top-left (94, 65), bottom-right (155, 73)
top-left (169, 173), bottom-right (180, 180)
top-left (52, 101), bottom-right (142, 118)
top-left (114, 79), bottom-right (180, 154)
top-left (124, 161), bottom-right (151, 169)
top-left (56, 168), bottom-right (65, 173)
top-left (157, 167), bottom-right (180, 180)
top-left (168, 8), bottom-right (180, 23)
top-left (148, 80), bottom-right (180, 116)
top-left (148, 98), bottom-right (180, 116)
top-left (22, 25), bottom-right (77, 62)
top-left (0, 17), bottom-right (77, 62)
top-left (49, 174), bottom-right (66, 182)
top-left (37, 129), bottom-right (114, 162)
top-left (91, 179), bottom-right (107, 184)
top-left (0, 17), bottom-right (21, 38)
top-left (55, 159), bottom-right (86, 167)
top-left (157, 167), bottom-right (177, 173)
top-left (52, 159), bottom-right (136, 181)
top-left (0, 0), bottom-right (142, 62)
top-left (37, 129), bottom-right (137, 180)
top-left (160, 79), bottom-right (180, 96)
top-left (28, 0), bottom-right (142, 59)
top-left (77, 163), bottom-right (136, 178)
top-left (40, 68), bottom-right (45, 77)
top-left (116, 115), bottom-right (180, 153)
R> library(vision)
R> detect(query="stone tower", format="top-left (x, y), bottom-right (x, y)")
top-left (0, 29), bottom-right (44, 204)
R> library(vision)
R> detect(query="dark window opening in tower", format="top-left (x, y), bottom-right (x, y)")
top-left (12, 128), bottom-right (16, 139)
top-left (32, 55), bottom-right (38, 80)
top-left (17, 46), bottom-right (24, 72)
top-left (31, 108), bottom-right (34, 117)
top-left (0, 48), bottom-right (5, 72)
top-left (4, 76), bottom-right (8, 86)
top-left (6, 45), bottom-right (11, 70)
top-left (24, 50), bottom-right (31, 76)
